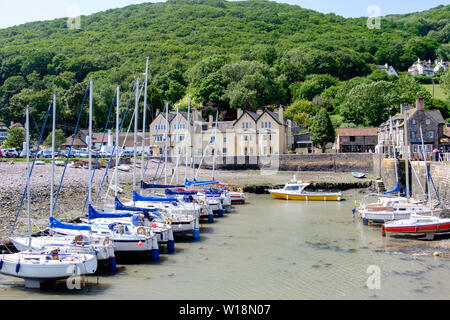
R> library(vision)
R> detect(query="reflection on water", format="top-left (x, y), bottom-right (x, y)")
top-left (1, 193), bottom-right (449, 300)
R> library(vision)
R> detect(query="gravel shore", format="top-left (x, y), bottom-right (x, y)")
top-left (0, 160), bottom-right (374, 243)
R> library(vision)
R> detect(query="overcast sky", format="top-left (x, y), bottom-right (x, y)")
top-left (0, 0), bottom-right (448, 29)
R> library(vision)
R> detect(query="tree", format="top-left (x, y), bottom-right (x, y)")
top-left (43, 129), bottom-right (66, 149)
top-left (309, 108), bottom-right (335, 153)
top-left (441, 69), bottom-right (450, 101)
top-left (290, 74), bottom-right (339, 101)
top-left (2, 127), bottom-right (25, 148)
top-left (284, 99), bottom-right (317, 127)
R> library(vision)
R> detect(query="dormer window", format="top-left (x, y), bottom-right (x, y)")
top-left (426, 119), bottom-right (431, 125)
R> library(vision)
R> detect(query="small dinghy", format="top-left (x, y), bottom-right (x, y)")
top-left (55, 160), bottom-right (65, 167)
top-left (382, 215), bottom-right (450, 240)
top-left (352, 172), bottom-right (365, 179)
top-left (36, 160), bottom-right (45, 166)
top-left (118, 165), bottom-right (130, 172)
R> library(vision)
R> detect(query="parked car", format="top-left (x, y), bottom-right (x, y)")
top-left (37, 150), bottom-right (53, 158)
top-left (74, 150), bottom-right (89, 158)
top-left (121, 150), bottom-right (134, 157)
top-left (58, 149), bottom-right (75, 158)
top-left (2, 148), bottom-right (19, 158)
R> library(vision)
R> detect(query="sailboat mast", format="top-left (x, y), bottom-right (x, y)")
top-left (185, 96), bottom-right (191, 184)
top-left (133, 78), bottom-right (139, 192)
top-left (389, 116), bottom-right (399, 196)
top-left (164, 102), bottom-right (169, 185)
top-left (175, 105), bottom-right (179, 184)
top-left (140, 57), bottom-right (149, 192)
top-left (212, 110), bottom-right (219, 180)
top-left (115, 85), bottom-right (120, 199)
top-left (419, 126), bottom-right (433, 210)
top-left (403, 108), bottom-right (410, 202)
top-left (50, 94), bottom-right (56, 231)
top-left (25, 106), bottom-right (31, 250)
top-left (88, 78), bottom-right (93, 206)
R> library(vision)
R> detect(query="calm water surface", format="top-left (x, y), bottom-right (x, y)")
top-left (1, 193), bottom-right (449, 300)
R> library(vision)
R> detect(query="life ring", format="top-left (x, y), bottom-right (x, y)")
top-left (165, 218), bottom-right (173, 225)
top-left (137, 226), bottom-right (146, 235)
top-left (199, 200), bottom-right (205, 206)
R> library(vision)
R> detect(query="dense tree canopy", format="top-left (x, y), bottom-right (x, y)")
top-left (0, 0), bottom-right (448, 140)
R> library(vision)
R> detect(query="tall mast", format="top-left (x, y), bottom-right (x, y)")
top-left (115, 85), bottom-right (120, 199)
top-left (133, 78), bottom-right (139, 192)
top-left (403, 108), bottom-right (410, 202)
top-left (88, 78), bottom-right (93, 207)
top-left (140, 57), bottom-right (149, 192)
top-left (419, 126), bottom-right (433, 211)
top-left (164, 102), bottom-right (169, 185)
top-left (50, 94), bottom-right (56, 232)
top-left (212, 110), bottom-right (219, 180)
top-left (25, 106), bottom-right (31, 250)
top-left (185, 96), bottom-right (191, 184)
top-left (389, 116), bottom-right (399, 196)
top-left (175, 105), bottom-right (179, 184)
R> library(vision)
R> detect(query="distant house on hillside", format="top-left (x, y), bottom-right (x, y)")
top-left (375, 63), bottom-right (398, 76)
top-left (336, 128), bottom-right (378, 153)
top-left (408, 58), bottom-right (435, 77)
top-left (0, 121), bottom-right (8, 146)
top-left (434, 59), bottom-right (450, 73)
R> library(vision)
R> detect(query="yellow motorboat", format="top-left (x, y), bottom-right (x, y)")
top-left (268, 177), bottom-right (343, 201)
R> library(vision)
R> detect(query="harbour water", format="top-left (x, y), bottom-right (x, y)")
top-left (1, 193), bottom-right (449, 300)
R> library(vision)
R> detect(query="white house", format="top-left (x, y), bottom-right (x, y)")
top-left (434, 59), bottom-right (449, 73)
top-left (0, 121), bottom-right (7, 146)
top-left (408, 58), bottom-right (435, 77)
top-left (375, 63), bottom-right (398, 76)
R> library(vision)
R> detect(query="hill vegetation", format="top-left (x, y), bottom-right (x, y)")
top-left (0, 0), bottom-right (449, 139)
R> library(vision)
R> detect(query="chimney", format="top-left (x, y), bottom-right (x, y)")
top-left (416, 97), bottom-right (424, 111)
top-left (237, 108), bottom-right (243, 119)
top-left (156, 109), bottom-right (161, 116)
top-left (277, 106), bottom-right (284, 124)
top-left (256, 108), bottom-right (263, 116)
top-left (209, 114), bottom-right (213, 124)
top-left (385, 63), bottom-right (388, 69)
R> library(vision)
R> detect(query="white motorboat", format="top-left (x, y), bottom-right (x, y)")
top-left (382, 215), bottom-right (450, 240)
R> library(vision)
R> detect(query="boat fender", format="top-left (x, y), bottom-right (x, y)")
top-left (137, 227), bottom-right (146, 235)
top-left (237, 188), bottom-right (243, 193)
top-left (166, 218), bottom-right (173, 225)
top-left (0, 260), bottom-right (3, 270)
top-left (381, 225), bottom-right (386, 237)
top-left (15, 263), bottom-right (20, 273)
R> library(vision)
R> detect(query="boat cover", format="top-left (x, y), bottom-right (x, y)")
top-left (49, 217), bottom-right (91, 231)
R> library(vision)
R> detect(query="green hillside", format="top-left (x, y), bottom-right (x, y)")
top-left (0, 0), bottom-right (448, 136)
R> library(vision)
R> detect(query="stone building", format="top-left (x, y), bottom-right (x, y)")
top-left (336, 128), bottom-right (378, 153)
top-left (377, 98), bottom-right (446, 160)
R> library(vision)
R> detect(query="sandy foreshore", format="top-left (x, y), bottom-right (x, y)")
top-left (0, 160), bottom-right (373, 242)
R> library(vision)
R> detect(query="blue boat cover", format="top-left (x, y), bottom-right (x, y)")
top-left (185, 179), bottom-right (219, 187)
top-left (88, 205), bottom-right (133, 220)
top-left (165, 189), bottom-right (198, 196)
top-left (49, 217), bottom-right (91, 231)
top-left (382, 181), bottom-right (401, 195)
top-left (114, 197), bottom-right (160, 216)
top-left (133, 191), bottom-right (177, 202)
top-left (141, 181), bottom-right (185, 190)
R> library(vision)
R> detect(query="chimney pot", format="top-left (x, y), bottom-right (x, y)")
top-left (257, 108), bottom-right (263, 115)
top-left (237, 108), bottom-right (243, 119)
top-left (416, 97), bottom-right (424, 111)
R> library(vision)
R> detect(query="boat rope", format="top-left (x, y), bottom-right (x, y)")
top-left (51, 84), bottom-right (89, 213)
top-left (81, 91), bottom-right (116, 214)
top-left (10, 101), bottom-right (52, 234)
top-left (153, 103), bottom-right (169, 184)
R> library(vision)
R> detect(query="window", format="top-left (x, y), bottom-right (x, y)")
top-left (197, 148), bottom-right (203, 155)
top-left (155, 135), bottom-right (166, 142)
top-left (411, 119), bottom-right (416, 125)
top-left (174, 123), bottom-right (186, 130)
top-left (426, 119), bottom-right (431, 125)
top-left (429, 131), bottom-right (434, 139)
top-left (411, 131), bottom-right (417, 139)
top-left (155, 124), bottom-right (166, 131)
top-left (244, 135), bottom-right (248, 142)
top-left (177, 135), bottom-right (184, 142)
top-left (223, 137), bottom-right (227, 143)
top-left (350, 136), bottom-right (355, 142)
top-left (222, 148), bottom-right (227, 154)
top-left (244, 147), bottom-right (248, 155)
top-left (210, 136), bottom-right (215, 144)
top-left (250, 147), bottom-right (253, 155)
top-left (284, 186), bottom-right (300, 191)
top-left (263, 135), bottom-right (267, 141)
top-left (263, 146), bottom-right (267, 155)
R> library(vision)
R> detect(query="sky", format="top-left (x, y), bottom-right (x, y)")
top-left (0, 0), bottom-right (448, 29)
